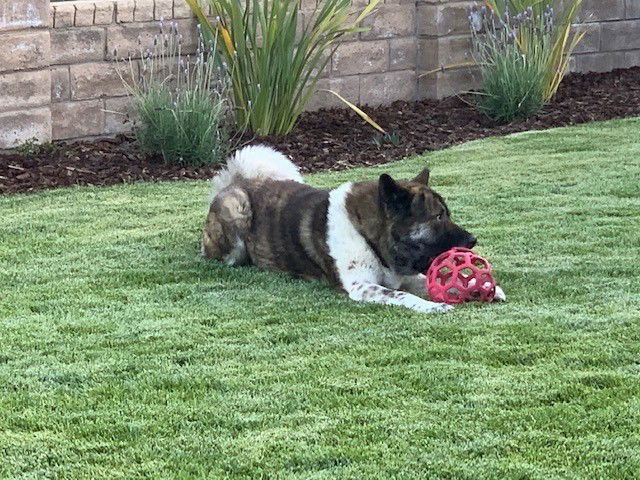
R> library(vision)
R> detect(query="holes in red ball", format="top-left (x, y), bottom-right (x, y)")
top-left (453, 255), bottom-right (466, 266)
top-left (445, 287), bottom-right (462, 302)
top-left (472, 258), bottom-right (489, 269)
top-left (426, 248), bottom-right (496, 304)
top-left (459, 267), bottom-right (474, 277)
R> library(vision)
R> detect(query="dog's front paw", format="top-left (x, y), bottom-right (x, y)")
top-left (493, 285), bottom-right (506, 302)
top-left (433, 302), bottom-right (454, 314)
top-left (411, 300), bottom-right (454, 314)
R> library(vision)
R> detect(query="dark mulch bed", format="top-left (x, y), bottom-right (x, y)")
top-left (2, 67), bottom-right (639, 195)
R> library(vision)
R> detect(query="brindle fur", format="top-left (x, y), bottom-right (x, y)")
top-left (240, 178), bottom-right (339, 284)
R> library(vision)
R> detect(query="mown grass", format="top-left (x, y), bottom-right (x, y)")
top-left (1, 118), bottom-right (639, 479)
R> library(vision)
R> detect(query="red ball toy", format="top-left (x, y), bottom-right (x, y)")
top-left (426, 247), bottom-right (496, 304)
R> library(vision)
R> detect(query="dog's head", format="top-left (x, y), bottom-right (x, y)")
top-left (378, 168), bottom-right (476, 275)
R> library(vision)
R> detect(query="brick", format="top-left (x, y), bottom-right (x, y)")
top-left (0, 30), bottom-right (50, 72)
top-left (625, 49), bottom-right (640, 66)
top-left (134, 0), bottom-right (155, 22)
top-left (601, 20), bottom-right (640, 50)
top-left (360, 70), bottom-right (416, 105)
top-left (70, 62), bottom-right (131, 100)
top-left (305, 75), bottom-right (360, 111)
top-left (106, 24), bottom-right (154, 59)
top-left (155, 0), bottom-right (173, 20)
top-left (417, 38), bottom-right (436, 70)
top-left (173, 0), bottom-right (194, 19)
top-left (578, 0), bottom-right (625, 22)
top-left (51, 66), bottom-right (71, 102)
top-left (54, 3), bottom-right (76, 28)
top-left (573, 51), bottom-right (628, 72)
top-left (438, 35), bottom-right (473, 65)
top-left (572, 22), bottom-right (600, 54)
top-left (418, 36), bottom-right (473, 70)
top-left (360, 4), bottom-right (415, 40)
top-left (0, 107), bottom-right (51, 149)
top-left (0, 0), bottom-right (48, 31)
top-left (104, 96), bottom-right (137, 134)
top-left (389, 37), bottom-right (417, 70)
top-left (116, 0), bottom-right (136, 22)
top-left (418, 67), bottom-right (478, 99)
top-left (418, 2), bottom-right (473, 37)
top-left (74, 2), bottom-right (96, 27)
top-left (310, 55), bottom-right (331, 79)
top-left (106, 20), bottom-right (199, 60)
top-left (628, 0), bottom-right (640, 19)
top-left (0, 70), bottom-right (51, 112)
top-left (51, 100), bottom-right (104, 139)
top-left (332, 40), bottom-right (389, 76)
top-left (51, 27), bottom-right (106, 64)
top-left (95, 1), bottom-right (116, 25)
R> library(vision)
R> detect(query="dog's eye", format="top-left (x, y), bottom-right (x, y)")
top-left (436, 213), bottom-right (443, 221)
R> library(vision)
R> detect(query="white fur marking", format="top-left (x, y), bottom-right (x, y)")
top-left (327, 183), bottom-right (382, 285)
top-left (494, 285), bottom-right (507, 302)
top-left (210, 145), bottom-right (303, 201)
top-left (409, 223), bottom-right (433, 241)
top-left (349, 281), bottom-right (453, 313)
top-left (223, 237), bottom-right (246, 266)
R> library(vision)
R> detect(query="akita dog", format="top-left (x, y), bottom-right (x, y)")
top-left (202, 145), bottom-right (504, 313)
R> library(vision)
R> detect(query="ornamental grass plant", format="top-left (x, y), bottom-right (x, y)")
top-left (186, 0), bottom-right (380, 135)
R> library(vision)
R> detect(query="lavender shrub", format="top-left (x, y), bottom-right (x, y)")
top-left (117, 21), bottom-right (230, 166)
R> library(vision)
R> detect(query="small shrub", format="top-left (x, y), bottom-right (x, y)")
top-left (187, 0), bottom-right (380, 136)
top-left (477, 1), bottom-right (584, 102)
top-left (372, 131), bottom-right (401, 149)
top-left (16, 138), bottom-right (74, 157)
top-left (118, 22), bottom-right (230, 166)
top-left (471, 10), bottom-right (546, 122)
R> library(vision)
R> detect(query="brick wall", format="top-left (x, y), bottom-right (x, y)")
top-left (0, 0), bottom-right (52, 147)
top-left (0, 0), bottom-right (638, 148)
top-left (571, 0), bottom-right (640, 72)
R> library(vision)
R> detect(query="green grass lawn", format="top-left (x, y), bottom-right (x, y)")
top-left (1, 118), bottom-right (640, 479)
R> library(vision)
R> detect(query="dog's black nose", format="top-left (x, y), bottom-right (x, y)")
top-left (466, 235), bottom-right (477, 249)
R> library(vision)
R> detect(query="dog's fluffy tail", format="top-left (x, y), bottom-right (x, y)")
top-left (211, 145), bottom-right (303, 198)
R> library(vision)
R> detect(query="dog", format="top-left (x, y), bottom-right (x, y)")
top-left (201, 145), bottom-right (505, 313)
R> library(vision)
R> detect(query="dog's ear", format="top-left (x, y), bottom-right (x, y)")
top-left (379, 174), bottom-right (412, 215)
top-left (413, 167), bottom-right (430, 185)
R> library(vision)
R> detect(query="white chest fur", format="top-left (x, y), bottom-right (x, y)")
top-left (326, 182), bottom-right (453, 314)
